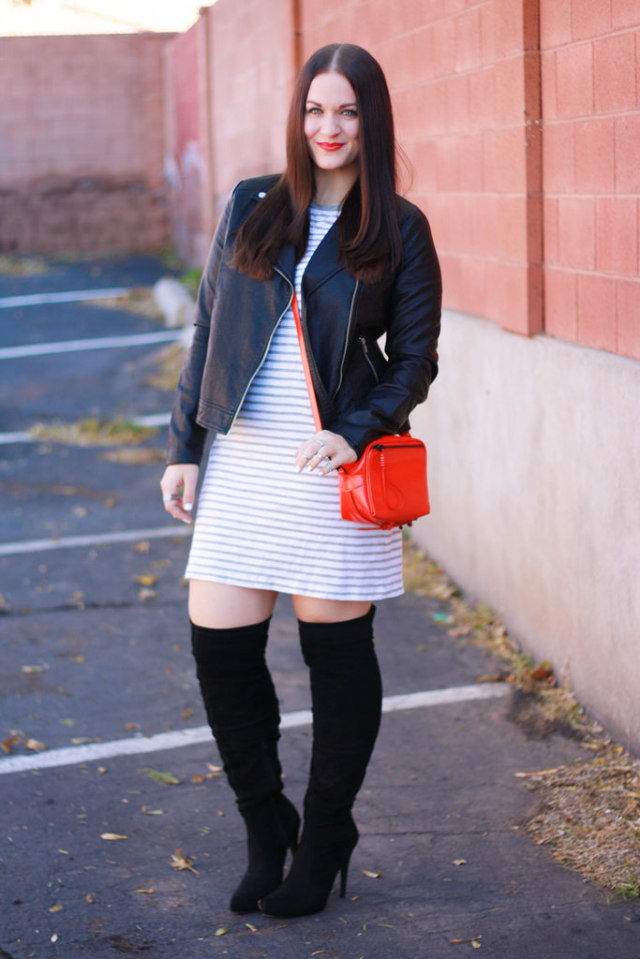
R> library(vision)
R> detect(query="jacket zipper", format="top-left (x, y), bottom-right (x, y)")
top-left (229, 270), bottom-right (293, 429)
top-left (359, 335), bottom-right (380, 384)
top-left (333, 280), bottom-right (359, 399)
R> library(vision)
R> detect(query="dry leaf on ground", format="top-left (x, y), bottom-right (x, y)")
top-left (170, 849), bottom-right (198, 874)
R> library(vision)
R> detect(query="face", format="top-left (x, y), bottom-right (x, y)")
top-left (304, 72), bottom-right (360, 173)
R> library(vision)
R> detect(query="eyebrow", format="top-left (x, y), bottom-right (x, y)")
top-left (306, 99), bottom-right (358, 108)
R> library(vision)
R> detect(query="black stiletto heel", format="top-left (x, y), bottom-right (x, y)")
top-left (260, 816), bottom-right (358, 918)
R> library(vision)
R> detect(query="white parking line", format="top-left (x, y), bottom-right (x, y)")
top-left (0, 287), bottom-right (130, 309)
top-left (0, 412), bottom-right (171, 446)
top-left (0, 684), bottom-right (509, 776)
top-left (0, 525), bottom-right (191, 557)
top-left (0, 330), bottom-right (181, 360)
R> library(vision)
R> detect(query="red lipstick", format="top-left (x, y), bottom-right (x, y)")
top-left (316, 142), bottom-right (343, 151)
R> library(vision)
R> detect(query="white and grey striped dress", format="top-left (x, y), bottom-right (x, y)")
top-left (184, 202), bottom-right (404, 601)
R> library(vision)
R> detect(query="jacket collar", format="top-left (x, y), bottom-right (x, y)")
top-left (274, 216), bottom-right (345, 295)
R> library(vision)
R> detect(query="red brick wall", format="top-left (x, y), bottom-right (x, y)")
top-left (541, 1), bottom-right (640, 358)
top-left (165, 21), bottom-right (210, 265)
top-left (0, 34), bottom-right (171, 255)
top-left (206, 0), bottom-right (296, 199)
top-left (299, 0), bottom-right (544, 337)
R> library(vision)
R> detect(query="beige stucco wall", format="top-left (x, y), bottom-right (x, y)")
top-left (410, 310), bottom-right (640, 748)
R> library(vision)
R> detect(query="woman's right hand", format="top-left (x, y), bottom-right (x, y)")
top-left (160, 464), bottom-right (199, 524)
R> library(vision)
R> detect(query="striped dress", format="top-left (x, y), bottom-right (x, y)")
top-left (184, 202), bottom-right (404, 601)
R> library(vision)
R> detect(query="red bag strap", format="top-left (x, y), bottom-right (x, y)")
top-left (291, 292), bottom-right (323, 432)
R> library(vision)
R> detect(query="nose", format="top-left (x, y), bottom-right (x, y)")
top-left (320, 111), bottom-right (340, 137)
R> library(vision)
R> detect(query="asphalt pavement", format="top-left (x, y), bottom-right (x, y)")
top-left (1, 257), bottom-right (639, 959)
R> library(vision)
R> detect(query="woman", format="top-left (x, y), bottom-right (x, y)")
top-left (160, 43), bottom-right (441, 918)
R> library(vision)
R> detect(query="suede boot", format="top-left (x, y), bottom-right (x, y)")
top-left (261, 607), bottom-right (381, 918)
top-left (191, 619), bottom-right (300, 913)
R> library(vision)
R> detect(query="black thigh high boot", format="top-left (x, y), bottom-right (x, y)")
top-left (190, 619), bottom-right (300, 913)
top-left (261, 606), bottom-right (381, 918)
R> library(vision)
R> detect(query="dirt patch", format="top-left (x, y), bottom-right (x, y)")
top-left (29, 418), bottom-right (157, 446)
top-left (86, 287), bottom-right (163, 320)
top-left (403, 538), bottom-right (640, 899)
top-left (0, 254), bottom-right (51, 275)
top-left (145, 342), bottom-right (186, 392)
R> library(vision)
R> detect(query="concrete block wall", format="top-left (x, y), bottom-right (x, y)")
top-left (0, 34), bottom-right (171, 255)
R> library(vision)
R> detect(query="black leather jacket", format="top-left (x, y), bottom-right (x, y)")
top-left (167, 174), bottom-right (441, 465)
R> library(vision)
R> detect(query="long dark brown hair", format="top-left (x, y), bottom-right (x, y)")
top-left (233, 43), bottom-right (402, 283)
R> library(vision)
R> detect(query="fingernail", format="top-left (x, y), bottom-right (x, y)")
top-left (294, 465), bottom-right (301, 473)
top-left (184, 503), bottom-right (193, 511)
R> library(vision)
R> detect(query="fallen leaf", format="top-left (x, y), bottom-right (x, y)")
top-left (245, 923), bottom-right (257, 932)
top-left (86, 893), bottom-right (97, 903)
top-left (453, 859), bottom-right (467, 866)
top-left (472, 941), bottom-right (482, 950)
top-left (51, 934), bottom-right (58, 943)
top-left (206, 763), bottom-right (222, 773)
top-left (134, 574), bottom-right (157, 587)
top-left (191, 774), bottom-right (205, 784)
top-left (2, 736), bottom-right (21, 754)
top-left (25, 738), bottom-right (47, 752)
top-left (134, 541), bottom-right (150, 553)
top-left (49, 904), bottom-right (63, 913)
top-left (100, 833), bottom-right (127, 841)
top-left (125, 723), bottom-right (141, 731)
top-left (141, 807), bottom-right (164, 816)
top-left (141, 768), bottom-right (181, 785)
top-left (530, 661), bottom-right (554, 683)
top-left (58, 849), bottom-right (69, 855)
top-left (136, 888), bottom-right (154, 895)
top-left (451, 936), bottom-right (482, 945)
top-left (22, 664), bottom-right (45, 674)
top-left (514, 767), bottom-right (563, 779)
top-left (73, 656), bottom-right (85, 664)
top-left (362, 868), bottom-right (382, 879)
top-left (182, 708), bottom-right (194, 719)
top-left (170, 848), bottom-right (198, 874)
top-left (97, 766), bottom-right (107, 775)
top-left (73, 506), bottom-right (88, 518)
top-left (214, 927), bottom-right (228, 936)
top-left (138, 587), bottom-right (157, 601)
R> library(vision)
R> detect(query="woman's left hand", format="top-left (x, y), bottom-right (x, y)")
top-left (295, 430), bottom-right (357, 475)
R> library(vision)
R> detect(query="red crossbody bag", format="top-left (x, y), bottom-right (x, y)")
top-left (291, 293), bottom-right (430, 530)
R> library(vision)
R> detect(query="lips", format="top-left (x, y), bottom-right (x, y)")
top-left (316, 142), bottom-right (343, 151)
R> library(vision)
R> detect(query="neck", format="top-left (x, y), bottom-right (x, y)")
top-left (313, 164), bottom-right (359, 206)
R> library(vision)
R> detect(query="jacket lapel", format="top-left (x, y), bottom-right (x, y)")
top-left (301, 219), bottom-right (345, 297)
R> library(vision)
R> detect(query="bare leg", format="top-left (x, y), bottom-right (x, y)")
top-left (189, 580), bottom-right (278, 628)
top-left (291, 595), bottom-right (371, 623)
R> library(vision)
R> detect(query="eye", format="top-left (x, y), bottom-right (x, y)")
top-left (306, 106), bottom-right (322, 115)
top-left (342, 109), bottom-right (358, 118)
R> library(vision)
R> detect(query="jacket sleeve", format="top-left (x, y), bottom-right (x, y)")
top-left (165, 192), bottom-right (235, 465)
top-left (329, 207), bottom-right (441, 457)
